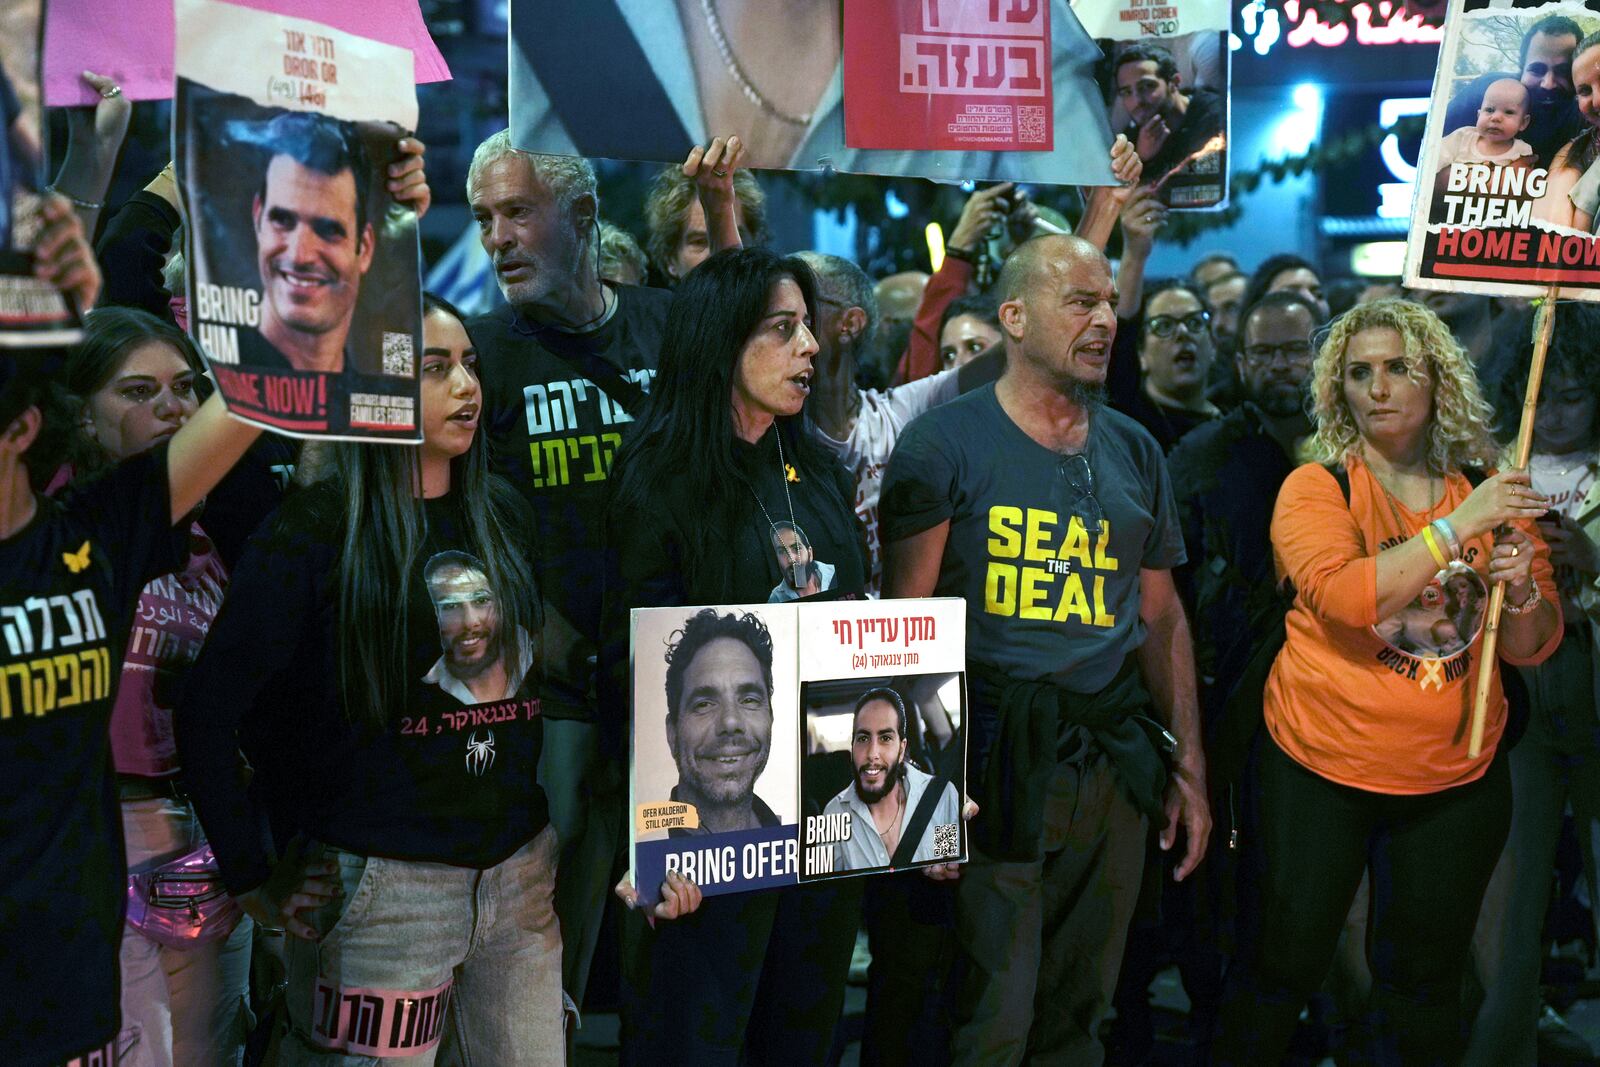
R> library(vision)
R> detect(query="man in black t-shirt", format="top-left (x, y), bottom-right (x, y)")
top-left (880, 234), bottom-right (1210, 1066)
top-left (465, 128), bottom-right (670, 1009)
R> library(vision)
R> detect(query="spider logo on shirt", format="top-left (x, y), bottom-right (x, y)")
top-left (465, 729), bottom-right (496, 776)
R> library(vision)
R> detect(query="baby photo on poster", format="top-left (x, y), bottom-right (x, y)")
top-left (1406, 0), bottom-right (1600, 300)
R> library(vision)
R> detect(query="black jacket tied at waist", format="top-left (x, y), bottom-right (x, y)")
top-left (969, 657), bottom-right (1172, 862)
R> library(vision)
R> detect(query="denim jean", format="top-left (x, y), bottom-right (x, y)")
top-left (117, 797), bottom-right (253, 1067)
top-left (1213, 736), bottom-right (1510, 1067)
top-left (280, 825), bottom-right (564, 1066)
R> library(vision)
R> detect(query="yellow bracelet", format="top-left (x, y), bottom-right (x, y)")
top-left (1421, 525), bottom-right (1449, 569)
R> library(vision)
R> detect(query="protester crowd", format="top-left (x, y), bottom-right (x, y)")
top-left (6, 25), bottom-right (1600, 1067)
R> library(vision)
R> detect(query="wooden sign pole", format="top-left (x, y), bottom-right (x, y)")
top-left (1467, 285), bottom-right (1558, 758)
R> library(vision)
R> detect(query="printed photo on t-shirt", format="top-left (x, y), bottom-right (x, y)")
top-left (1372, 560), bottom-right (1487, 663)
top-left (420, 550), bottom-right (532, 707)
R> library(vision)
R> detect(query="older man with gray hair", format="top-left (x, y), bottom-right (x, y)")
top-left (798, 251), bottom-right (998, 597)
top-left (465, 128), bottom-right (672, 1016)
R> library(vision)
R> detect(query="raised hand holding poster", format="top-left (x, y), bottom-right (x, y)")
top-left (175, 0), bottom-right (423, 439)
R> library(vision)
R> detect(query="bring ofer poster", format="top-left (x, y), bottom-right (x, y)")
top-left (630, 597), bottom-right (967, 903)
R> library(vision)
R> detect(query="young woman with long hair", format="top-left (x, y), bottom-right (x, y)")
top-left (59, 307), bottom-right (253, 1067)
top-left (0, 199), bottom-right (274, 1067)
top-left (177, 295), bottom-right (565, 1063)
top-left (1212, 298), bottom-right (1562, 1065)
top-left (603, 247), bottom-right (868, 1065)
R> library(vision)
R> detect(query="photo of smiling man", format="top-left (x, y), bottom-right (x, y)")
top-left (249, 112), bottom-right (374, 376)
top-left (629, 605), bottom-right (800, 900)
top-left (176, 62), bottom-right (423, 440)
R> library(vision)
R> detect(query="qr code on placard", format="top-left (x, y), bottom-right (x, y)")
top-left (382, 332), bottom-right (415, 378)
top-left (1018, 106), bottom-right (1047, 144)
top-left (932, 822), bottom-right (959, 860)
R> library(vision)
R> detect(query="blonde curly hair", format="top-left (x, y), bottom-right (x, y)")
top-left (1308, 297), bottom-right (1499, 473)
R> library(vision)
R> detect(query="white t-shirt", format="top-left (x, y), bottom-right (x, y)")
top-left (1529, 450), bottom-right (1598, 609)
top-left (810, 370), bottom-right (961, 597)
top-left (1437, 127), bottom-right (1534, 168)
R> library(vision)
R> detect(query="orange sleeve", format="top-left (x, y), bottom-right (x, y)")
top-left (1271, 464), bottom-right (1380, 630)
top-left (1499, 515), bottom-right (1564, 667)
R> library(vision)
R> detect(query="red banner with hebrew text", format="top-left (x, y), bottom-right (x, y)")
top-left (844, 0), bottom-right (1054, 153)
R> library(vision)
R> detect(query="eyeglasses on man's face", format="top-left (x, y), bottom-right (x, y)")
top-left (1145, 311), bottom-right (1211, 339)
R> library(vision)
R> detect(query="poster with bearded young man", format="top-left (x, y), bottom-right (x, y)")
top-left (175, 0), bottom-right (423, 439)
top-left (1075, 0), bottom-right (1231, 209)
top-left (631, 603), bottom-right (801, 903)
top-left (797, 598), bottom-right (967, 882)
top-left (1404, 0), bottom-right (1600, 297)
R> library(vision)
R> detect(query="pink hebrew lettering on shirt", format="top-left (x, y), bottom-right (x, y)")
top-left (310, 976), bottom-right (454, 1056)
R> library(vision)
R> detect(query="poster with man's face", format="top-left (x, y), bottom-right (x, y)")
top-left (796, 599), bottom-right (968, 882)
top-left (174, 0), bottom-right (423, 438)
top-left (630, 603), bottom-right (800, 903)
top-left (1076, 0), bottom-right (1231, 209)
top-left (1405, 0), bottom-right (1600, 300)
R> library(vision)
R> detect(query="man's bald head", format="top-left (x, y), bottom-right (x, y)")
top-left (997, 234), bottom-right (1107, 306)
top-left (875, 271), bottom-right (930, 321)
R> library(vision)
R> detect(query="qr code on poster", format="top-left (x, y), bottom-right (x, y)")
top-left (932, 822), bottom-right (959, 860)
top-left (1017, 106), bottom-right (1047, 144)
top-left (382, 331), bottom-right (415, 378)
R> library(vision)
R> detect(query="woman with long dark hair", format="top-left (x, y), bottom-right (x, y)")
top-left (604, 247), bottom-right (868, 1064)
top-left (177, 295), bottom-right (565, 1063)
top-left (59, 307), bottom-right (252, 1067)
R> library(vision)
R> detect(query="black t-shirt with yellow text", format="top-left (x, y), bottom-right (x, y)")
top-left (881, 384), bottom-right (1185, 693)
top-left (472, 285), bottom-right (671, 720)
top-left (0, 449), bottom-right (185, 1066)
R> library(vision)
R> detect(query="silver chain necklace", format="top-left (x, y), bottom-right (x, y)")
top-left (698, 0), bottom-right (814, 127)
top-left (742, 428), bottom-right (800, 573)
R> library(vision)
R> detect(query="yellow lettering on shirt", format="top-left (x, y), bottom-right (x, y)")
top-left (0, 646), bottom-right (112, 720)
top-left (985, 562), bottom-right (1017, 615)
top-left (980, 506), bottom-right (1120, 629)
top-left (1093, 521), bottom-right (1120, 571)
top-left (1092, 574), bottom-right (1117, 627)
top-left (1058, 514), bottom-right (1092, 568)
top-left (987, 506), bottom-right (1022, 558)
top-left (1020, 567), bottom-right (1054, 619)
top-left (1023, 509), bottom-right (1056, 562)
top-left (1050, 571), bottom-right (1093, 623)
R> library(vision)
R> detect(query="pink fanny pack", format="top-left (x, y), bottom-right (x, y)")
top-left (125, 844), bottom-right (243, 950)
top-left (310, 977), bottom-right (454, 1057)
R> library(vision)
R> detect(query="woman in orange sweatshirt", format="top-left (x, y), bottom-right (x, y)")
top-left (1212, 298), bottom-right (1561, 1065)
